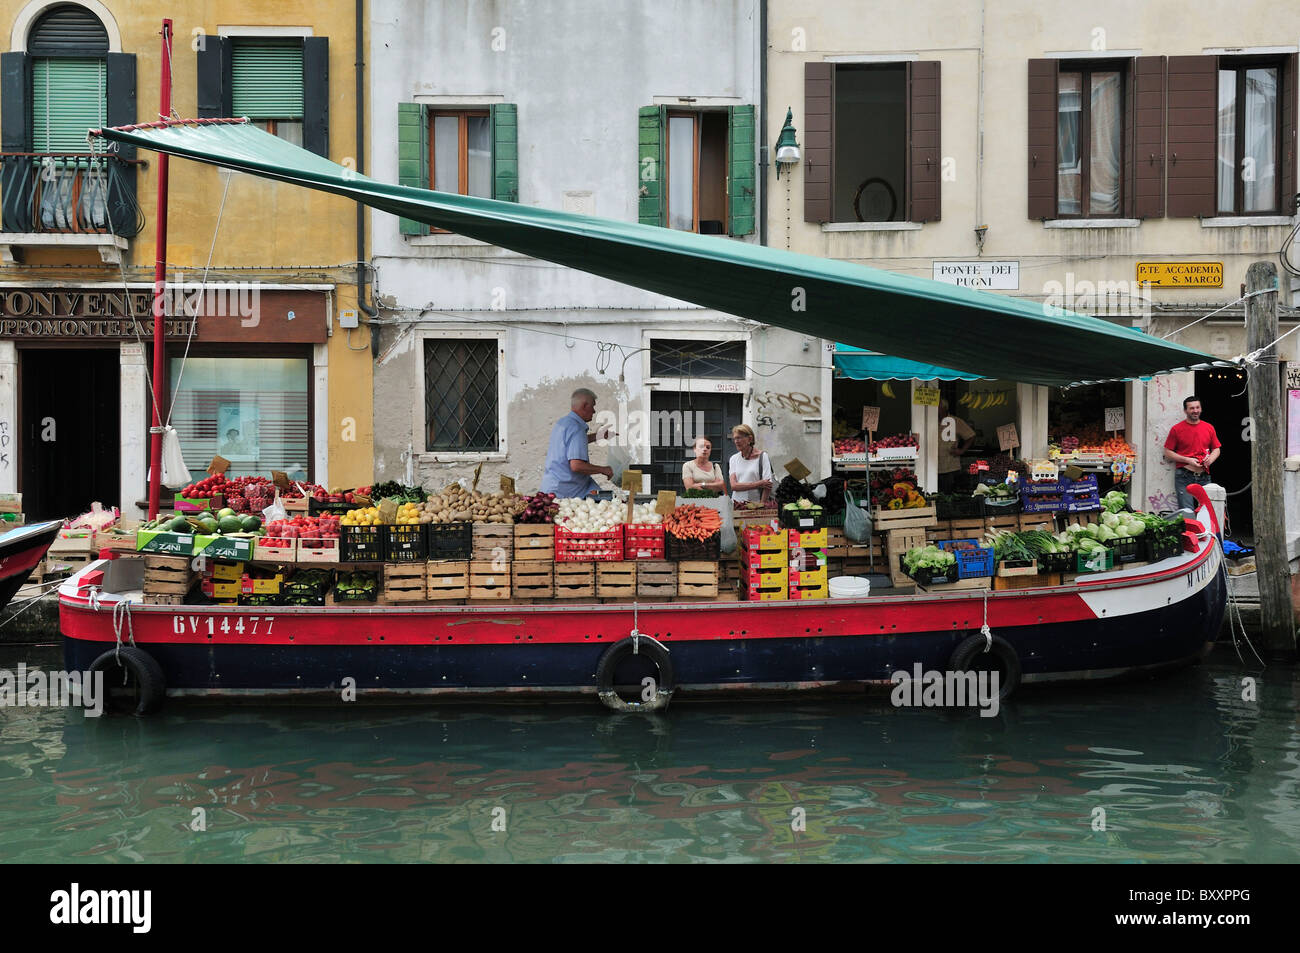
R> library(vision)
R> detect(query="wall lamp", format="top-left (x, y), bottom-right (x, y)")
top-left (775, 108), bottom-right (800, 178)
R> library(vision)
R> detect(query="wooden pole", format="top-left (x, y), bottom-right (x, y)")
top-left (1244, 260), bottom-right (1296, 658)
top-left (146, 19), bottom-right (173, 520)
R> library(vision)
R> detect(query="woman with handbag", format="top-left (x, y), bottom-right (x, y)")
top-left (728, 424), bottom-right (773, 504)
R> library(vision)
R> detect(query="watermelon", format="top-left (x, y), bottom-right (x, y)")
top-left (240, 515), bottom-right (261, 532)
top-left (217, 516), bottom-right (243, 534)
top-left (168, 516), bottom-right (191, 533)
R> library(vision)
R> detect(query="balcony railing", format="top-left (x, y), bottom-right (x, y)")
top-left (0, 152), bottom-right (144, 238)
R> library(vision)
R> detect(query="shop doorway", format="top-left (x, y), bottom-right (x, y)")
top-left (648, 391), bottom-right (743, 492)
top-left (20, 348), bottom-right (120, 521)
top-left (1193, 369), bottom-right (1251, 536)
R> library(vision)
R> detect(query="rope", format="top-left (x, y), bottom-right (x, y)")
top-left (1160, 293), bottom-right (1250, 340)
top-left (980, 590), bottom-right (992, 651)
top-left (111, 599), bottom-right (136, 659)
top-left (631, 601), bottom-right (640, 655)
top-left (1241, 320), bottom-right (1300, 367)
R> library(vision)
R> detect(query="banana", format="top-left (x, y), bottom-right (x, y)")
top-left (881, 382), bottom-right (896, 400)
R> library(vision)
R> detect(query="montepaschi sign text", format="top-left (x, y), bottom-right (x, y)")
top-left (1136, 262), bottom-right (1223, 287)
top-left (0, 317), bottom-right (190, 337)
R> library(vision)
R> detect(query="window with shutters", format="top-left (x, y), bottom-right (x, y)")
top-left (423, 337), bottom-right (502, 453)
top-left (231, 39), bottom-right (304, 146)
top-left (1056, 65), bottom-right (1125, 217)
top-left (803, 62), bottom-right (940, 225)
top-left (665, 110), bottom-right (729, 233)
top-left (1217, 60), bottom-right (1283, 214)
top-left (429, 110), bottom-right (492, 198)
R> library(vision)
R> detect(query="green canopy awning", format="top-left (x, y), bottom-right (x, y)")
top-left (91, 118), bottom-right (1218, 388)
top-left (834, 345), bottom-right (984, 381)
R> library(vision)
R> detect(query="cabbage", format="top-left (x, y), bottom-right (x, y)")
top-left (1101, 512), bottom-right (1121, 528)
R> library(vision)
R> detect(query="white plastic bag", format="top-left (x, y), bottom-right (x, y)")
top-left (262, 490), bottom-right (287, 525)
top-left (688, 494), bottom-right (738, 554)
top-left (160, 425), bottom-right (191, 487)
top-left (605, 444), bottom-right (633, 489)
top-left (844, 488), bottom-right (872, 543)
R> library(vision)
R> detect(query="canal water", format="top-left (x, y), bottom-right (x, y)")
top-left (1, 643), bottom-right (1297, 863)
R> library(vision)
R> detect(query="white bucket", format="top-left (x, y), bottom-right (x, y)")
top-left (829, 575), bottom-right (871, 599)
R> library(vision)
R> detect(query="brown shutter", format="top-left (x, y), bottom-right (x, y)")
top-left (804, 62), bottom-right (834, 223)
top-left (1165, 55), bottom-right (1217, 218)
top-left (1026, 58), bottom-right (1058, 219)
top-left (1282, 53), bottom-right (1298, 214)
top-left (907, 60), bottom-right (941, 222)
top-left (1132, 56), bottom-right (1166, 218)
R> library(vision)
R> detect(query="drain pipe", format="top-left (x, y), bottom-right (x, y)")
top-left (758, 0), bottom-right (768, 247)
top-left (356, 0), bottom-right (379, 353)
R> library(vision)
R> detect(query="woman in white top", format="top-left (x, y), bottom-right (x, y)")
top-left (682, 436), bottom-right (727, 492)
top-left (728, 424), bottom-right (773, 504)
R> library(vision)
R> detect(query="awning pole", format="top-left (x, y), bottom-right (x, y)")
top-left (147, 18), bottom-right (173, 521)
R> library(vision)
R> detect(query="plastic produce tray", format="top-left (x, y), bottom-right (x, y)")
top-left (427, 521), bottom-right (472, 559)
top-left (936, 539), bottom-right (996, 578)
top-left (665, 531), bottom-right (721, 561)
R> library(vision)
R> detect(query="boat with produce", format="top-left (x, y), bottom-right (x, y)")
top-left (53, 113), bottom-right (1234, 715)
top-left (0, 519), bottom-right (62, 610)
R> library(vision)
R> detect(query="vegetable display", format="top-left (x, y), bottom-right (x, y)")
top-left (627, 502), bottom-right (665, 524)
top-left (903, 545), bottom-right (956, 574)
top-left (1101, 490), bottom-right (1129, 513)
top-left (555, 498), bottom-right (625, 533)
top-left (664, 504), bottom-right (722, 540)
top-left (517, 492), bottom-right (560, 524)
top-left (417, 485), bottom-right (526, 524)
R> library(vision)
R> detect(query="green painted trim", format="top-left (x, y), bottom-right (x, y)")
top-left (491, 103), bottom-right (518, 203)
top-left (728, 104), bottom-right (755, 236)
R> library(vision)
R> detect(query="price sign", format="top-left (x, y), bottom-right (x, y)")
top-left (785, 458), bottom-right (812, 481)
top-left (861, 405), bottom-right (880, 432)
top-left (621, 469), bottom-right (643, 492)
top-left (499, 475), bottom-right (515, 496)
top-left (271, 470), bottom-right (291, 489)
top-left (997, 423), bottom-right (1020, 451)
top-left (207, 455), bottom-right (231, 476)
top-left (471, 462), bottom-right (483, 491)
top-left (913, 386), bottom-right (940, 407)
top-left (656, 490), bottom-right (677, 515)
top-left (1104, 406), bottom-right (1126, 432)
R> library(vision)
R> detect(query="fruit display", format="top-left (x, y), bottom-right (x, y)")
top-left (178, 474), bottom-right (231, 500)
top-left (870, 467), bottom-right (921, 509)
top-left (312, 486), bottom-right (367, 505)
top-left (395, 502), bottom-right (422, 525)
top-left (342, 506), bottom-right (382, 526)
top-left (141, 507), bottom-right (261, 536)
top-left (262, 515), bottom-right (340, 544)
top-left (867, 433), bottom-right (918, 454)
top-left (555, 498), bottom-right (625, 532)
top-left (418, 485), bottom-right (526, 523)
top-left (518, 492), bottom-right (560, 524)
top-left (833, 437), bottom-right (866, 456)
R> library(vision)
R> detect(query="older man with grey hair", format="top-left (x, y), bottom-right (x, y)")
top-left (539, 387), bottom-right (614, 497)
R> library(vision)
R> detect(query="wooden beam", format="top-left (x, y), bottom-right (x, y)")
top-left (1245, 260), bottom-right (1297, 659)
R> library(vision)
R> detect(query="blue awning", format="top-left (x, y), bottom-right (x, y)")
top-left (833, 345), bottom-right (986, 381)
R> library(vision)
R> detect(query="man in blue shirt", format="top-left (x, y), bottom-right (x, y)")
top-left (540, 388), bottom-right (613, 497)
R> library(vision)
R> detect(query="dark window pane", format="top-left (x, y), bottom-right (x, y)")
top-left (424, 339), bottom-right (499, 451)
top-left (650, 338), bottom-right (746, 378)
top-left (832, 64), bottom-right (906, 222)
top-left (1089, 71), bottom-right (1122, 214)
top-left (1057, 72), bottom-right (1082, 216)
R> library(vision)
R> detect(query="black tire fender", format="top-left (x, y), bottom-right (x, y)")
top-left (89, 646), bottom-right (166, 716)
top-left (947, 632), bottom-right (1021, 701)
top-left (595, 636), bottom-right (674, 713)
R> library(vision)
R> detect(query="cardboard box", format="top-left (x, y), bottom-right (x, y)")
top-left (211, 561), bottom-right (244, 581)
top-left (136, 529), bottom-right (195, 556)
top-left (0, 493), bottom-right (22, 513)
top-left (193, 534), bottom-right (254, 561)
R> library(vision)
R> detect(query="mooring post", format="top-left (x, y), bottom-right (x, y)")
top-left (1244, 260), bottom-right (1297, 659)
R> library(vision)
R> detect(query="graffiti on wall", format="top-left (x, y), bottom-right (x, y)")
top-left (754, 391), bottom-right (821, 417)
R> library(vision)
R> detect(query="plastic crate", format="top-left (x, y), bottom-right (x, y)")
top-left (427, 522), bottom-right (473, 559)
top-left (1142, 536), bottom-right (1183, 563)
top-left (1066, 496), bottom-right (1101, 513)
top-left (555, 525), bottom-right (624, 562)
top-left (309, 498), bottom-right (361, 515)
top-left (623, 524), bottom-right (666, 560)
top-left (278, 590), bottom-right (326, 607)
top-left (936, 539), bottom-right (996, 578)
top-left (1075, 548), bottom-right (1115, 573)
top-left (340, 525), bottom-right (384, 562)
top-left (1020, 495), bottom-right (1065, 514)
top-left (665, 531), bottom-right (721, 561)
top-left (1103, 535), bottom-right (1140, 564)
top-left (384, 524), bottom-right (427, 562)
top-left (1038, 551), bottom-right (1074, 574)
top-left (936, 495), bottom-right (983, 520)
top-left (897, 555), bottom-right (956, 587)
top-left (779, 506), bottom-right (825, 531)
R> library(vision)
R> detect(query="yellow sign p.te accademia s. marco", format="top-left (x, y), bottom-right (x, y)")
top-left (1136, 262), bottom-right (1223, 287)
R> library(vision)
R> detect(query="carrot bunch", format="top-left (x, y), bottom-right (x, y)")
top-left (664, 504), bottom-right (722, 540)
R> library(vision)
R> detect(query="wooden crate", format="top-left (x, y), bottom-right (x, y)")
top-left (678, 560), bottom-right (719, 598)
top-left (471, 524), bottom-right (514, 562)
top-left (996, 559), bottom-right (1038, 578)
top-left (949, 517), bottom-right (985, 535)
top-left (252, 539), bottom-right (298, 563)
top-left (596, 560), bottom-right (637, 599)
top-left (885, 529), bottom-right (928, 585)
top-left (426, 560), bottom-right (469, 601)
top-left (993, 572), bottom-right (1062, 591)
top-left (636, 560), bottom-right (677, 599)
top-left (511, 561), bottom-right (554, 600)
top-left (1018, 514), bottom-right (1054, 533)
top-left (143, 554), bottom-right (195, 595)
top-left (984, 515), bottom-right (1020, 531)
top-left (297, 537), bottom-right (341, 563)
top-left (553, 561), bottom-right (595, 599)
top-left (918, 577), bottom-right (992, 592)
top-left (382, 562), bottom-right (427, 603)
top-left (843, 555), bottom-right (888, 576)
top-left (513, 524), bottom-right (554, 562)
top-left (43, 553), bottom-right (94, 581)
top-left (872, 506), bottom-right (937, 532)
top-left (824, 527), bottom-right (850, 558)
top-left (468, 560), bottom-right (511, 600)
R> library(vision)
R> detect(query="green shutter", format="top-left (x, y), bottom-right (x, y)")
top-left (231, 40), bottom-right (303, 119)
top-left (491, 103), bottom-right (518, 203)
top-left (638, 105), bottom-right (666, 226)
top-left (728, 104), bottom-right (755, 236)
top-left (31, 57), bottom-right (104, 152)
top-left (397, 102), bottom-right (427, 236)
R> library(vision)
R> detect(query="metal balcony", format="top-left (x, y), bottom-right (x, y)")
top-left (0, 152), bottom-right (144, 260)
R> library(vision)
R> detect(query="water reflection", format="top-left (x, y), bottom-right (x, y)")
top-left (0, 646), bottom-right (1297, 863)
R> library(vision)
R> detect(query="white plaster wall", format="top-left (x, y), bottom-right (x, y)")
top-left (0, 341), bottom-right (15, 495)
top-left (119, 343), bottom-right (146, 520)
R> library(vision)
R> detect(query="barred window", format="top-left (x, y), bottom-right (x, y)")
top-left (424, 338), bottom-right (499, 452)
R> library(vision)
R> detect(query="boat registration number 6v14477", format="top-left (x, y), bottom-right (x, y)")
top-left (172, 615), bottom-right (275, 636)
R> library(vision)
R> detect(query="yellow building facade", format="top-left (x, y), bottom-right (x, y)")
top-left (0, 0), bottom-right (372, 520)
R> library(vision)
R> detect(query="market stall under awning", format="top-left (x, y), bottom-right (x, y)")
top-left (833, 345), bottom-right (985, 381)
top-left (91, 118), bottom-right (1222, 388)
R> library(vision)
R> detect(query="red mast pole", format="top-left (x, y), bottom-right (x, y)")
top-left (147, 19), bottom-right (172, 520)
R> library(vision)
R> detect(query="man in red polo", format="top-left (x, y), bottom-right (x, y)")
top-left (1163, 396), bottom-right (1221, 512)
